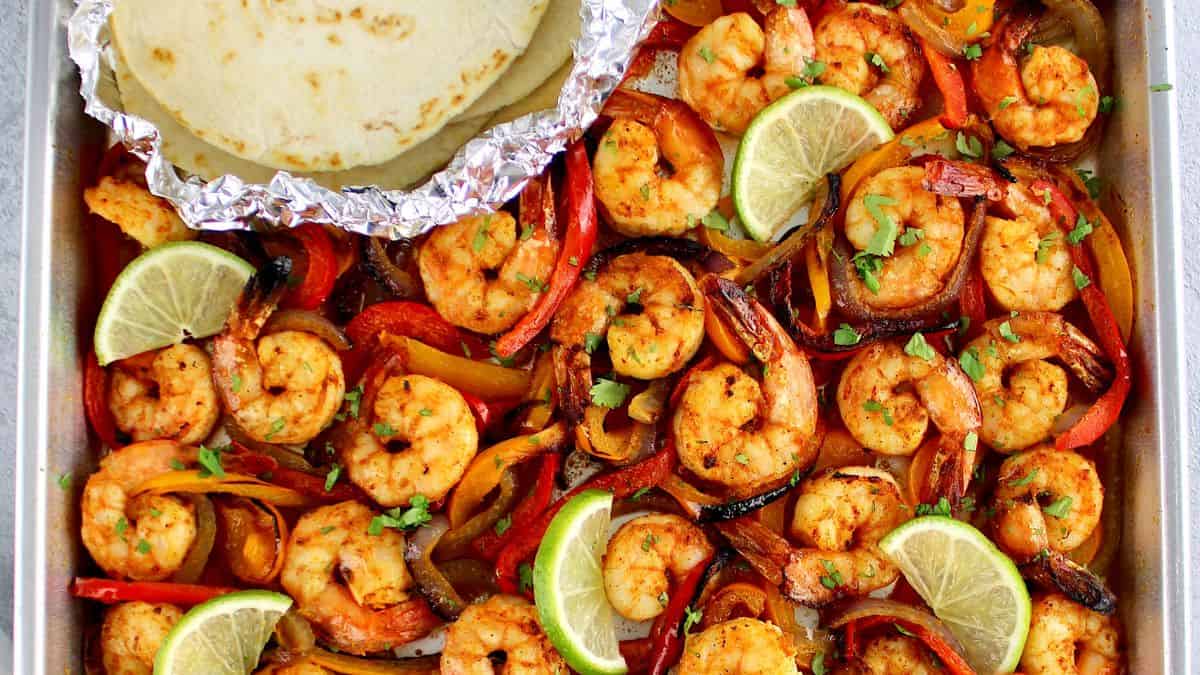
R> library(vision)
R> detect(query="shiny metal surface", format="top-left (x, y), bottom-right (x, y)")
top-left (13, 0), bottom-right (1189, 671)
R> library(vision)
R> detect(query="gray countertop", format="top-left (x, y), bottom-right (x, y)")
top-left (0, 1), bottom-right (1194, 672)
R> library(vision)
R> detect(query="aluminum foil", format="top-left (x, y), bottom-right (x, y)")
top-left (67, 0), bottom-right (659, 239)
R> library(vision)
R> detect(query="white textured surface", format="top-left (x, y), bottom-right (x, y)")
top-left (0, 0), bottom-right (1195, 672)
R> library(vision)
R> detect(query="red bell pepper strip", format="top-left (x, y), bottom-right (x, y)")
top-left (959, 266), bottom-right (987, 341)
top-left (84, 352), bottom-right (120, 448)
top-left (1033, 180), bottom-right (1132, 450)
top-left (493, 141), bottom-right (598, 358)
top-left (920, 37), bottom-right (969, 129)
top-left (647, 553), bottom-right (715, 675)
top-left (72, 578), bottom-right (236, 606)
top-left (472, 452), bottom-right (562, 561)
top-left (843, 616), bottom-right (975, 675)
top-left (459, 391), bottom-right (521, 434)
top-left (495, 444), bottom-right (677, 593)
top-left (341, 301), bottom-right (489, 383)
top-left (282, 223), bottom-right (338, 310)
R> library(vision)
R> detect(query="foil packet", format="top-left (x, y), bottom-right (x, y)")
top-left (68, 0), bottom-right (659, 239)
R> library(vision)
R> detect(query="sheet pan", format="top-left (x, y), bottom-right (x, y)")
top-left (13, 0), bottom-right (1190, 671)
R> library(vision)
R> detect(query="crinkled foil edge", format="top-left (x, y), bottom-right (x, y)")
top-left (68, 0), bottom-right (659, 238)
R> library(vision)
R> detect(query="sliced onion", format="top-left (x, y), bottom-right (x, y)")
top-left (307, 649), bottom-right (441, 674)
top-left (435, 470), bottom-right (518, 560)
top-left (171, 494), bottom-right (216, 584)
top-left (831, 197), bottom-right (986, 321)
top-left (899, 2), bottom-right (970, 57)
top-left (274, 610), bottom-right (317, 652)
top-left (827, 598), bottom-right (972, 668)
top-left (734, 175), bottom-right (841, 286)
top-left (1041, 0), bottom-right (1109, 84)
top-left (363, 237), bottom-right (421, 299)
top-left (264, 309), bottom-right (352, 351)
top-left (437, 559), bottom-right (500, 605)
top-left (225, 417), bottom-right (316, 471)
top-left (404, 515), bottom-right (467, 619)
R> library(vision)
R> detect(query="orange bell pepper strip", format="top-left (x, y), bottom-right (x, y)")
top-left (447, 422), bottom-right (567, 528)
top-left (380, 333), bottom-right (532, 400)
top-left (1050, 166), bottom-right (1135, 342)
top-left (1033, 180), bottom-right (1131, 451)
top-left (704, 304), bottom-right (752, 364)
top-left (494, 141), bottom-right (598, 357)
top-left (919, 37), bottom-right (969, 129)
top-left (84, 352), bottom-right (120, 448)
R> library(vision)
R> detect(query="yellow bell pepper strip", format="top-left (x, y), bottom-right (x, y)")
top-left (1050, 166), bottom-right (1134, 342)
top-left (436, 470), bottom-right (519, 560)
top-left (704, 299), bottom-right (752, 364)
top-left (898, 0), bottom-right (996, 57)
top-left (132, 471), bottom-right (316, 508)
top-left (446, 422), bottom-right (567, 528)
top-left (380, 333), bottom-right (531, 400)
top-left (576, 406), bottom-right (654, 464)
top-left (517, 351), bottom-right (557, 433)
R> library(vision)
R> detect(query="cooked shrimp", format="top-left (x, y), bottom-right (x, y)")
top-left (979, 177), bottom-right (1078, 311)
top-left (593, 89), bottom-right (723, 237)
top-left (84, 174), bottom-right (195, 249)
top-left (964, 313), bottom-right (1109, 452)
top-left (813, 3), bottom-right (925, 128)
top-left (212, 259), bottom-right (346, 445)
top-left (843, 166), bottom-right (966, 311)
top-left (839, 635), bottom-right (943, 675)
top-left (673, 278), bottom-right (818, 495)
top-left (99, 601), bottom-right (183, 675)
top-left (340, 373), bottom-right (478, 507)
top-left (992, 445), bottom-right (1103, 560)
top-left (108, 344), bottom-right (220, 445)
top-left (551, 252), bottom-right (705, 380)
top-left (784, 467), bottom-right (906, 606)
top-left (677, 8), bottom-right (815, 134)
top-left (677, 618), bottom-right (799, 674)
top-left (440, 595), bottom-right (567, 675)
top-left (837, 340), bottom-right (982, 456)
top-left (1021, 594), bottom-right (1121, 675)
top-left (81, 441), bottom-right (197, 581)
top-left (602, 513), bottom-right (715, 621)
top-left (974, 15), bottom-right (1099, 150)
top-left (280, 501), bottom-right (439, 655)
top-left (417, 211), bottom-right (559, 334)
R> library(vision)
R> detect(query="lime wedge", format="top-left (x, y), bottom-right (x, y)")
top-left (534, 489), bottom-right (627, 675)
top-left (879, 516), bottom-right (1031, 674)
top-left (94, 241), bottom-right (254, 365)
top-left (732, 85), bottom-right (893, 241)
top-left (153, 590), bottom-right (291, 675)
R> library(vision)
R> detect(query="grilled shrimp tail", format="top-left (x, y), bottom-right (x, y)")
top-left (229, 256), bottom-right (293, 338)
top-left (1022, 550), bottom-right (1117, 615)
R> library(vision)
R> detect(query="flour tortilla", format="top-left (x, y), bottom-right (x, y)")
top-left (487, 61), bottom-right (572, 127)
top-left (115, 58), bottom-right (487, 190)
top-left (111, 0), bottom-right (548, 172)
top-left (457, 0), bottom-right (580, 120)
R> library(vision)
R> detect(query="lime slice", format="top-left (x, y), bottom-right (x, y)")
top-left (94, 241), bottom-right (254, 365)
top-left (154, 590), bottom-right (292, 675)
top-left (732, 85), bottom-right (893, 241)
top-left (880, 516), bottom-right (1031, 674)
top-left (534, 489), bottom-right (627, 675)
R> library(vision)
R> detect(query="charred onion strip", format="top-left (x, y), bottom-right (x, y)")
top-left (830, 196), bottom-right (987, 322)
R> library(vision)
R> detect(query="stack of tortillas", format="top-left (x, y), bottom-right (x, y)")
top-left (109, 0), bottom-right (580, 190)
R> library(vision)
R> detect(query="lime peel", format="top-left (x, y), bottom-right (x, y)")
top-left (732, 85), bottom-right (893, 241)
top-left (880, 516), bottom-right (1032, 674)
top-left (533, 489), bottom-right (627, 675)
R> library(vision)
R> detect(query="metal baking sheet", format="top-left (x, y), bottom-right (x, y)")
top-left (13, 0), bottom-right (1190, 671)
